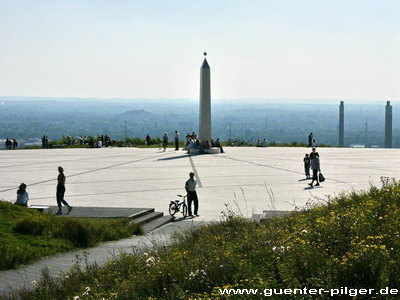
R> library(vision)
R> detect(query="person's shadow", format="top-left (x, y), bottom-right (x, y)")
top-left (303, 185), bottom-right (322, 190)
top-left (171, 215), bottom-right (194, 222)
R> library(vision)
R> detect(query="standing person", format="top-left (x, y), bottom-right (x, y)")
top-left (309, 147), bottom-right (319, 160)
top-left (303, 154), bottom-right (311, 179)
top-left (185, 172), bottom-right (199, 217)
top-left (184, 133), bottom-right (191, 150)
top-left (174, 131), bottom-right (180, 151)
top-left (191, 131), bottom-right (197, 140)
top-left (146, 134), bottom-right (151, 146)
top-left (5, 138), bottom-right (11, 150)
top-left (15, 183), bottom-right (29, 207)
top-left (312, 138), bottom-right (318, 147)
top-left (261, 138), bottom-right (268, 147)
top-left (214, 138), bottom-right (224, 153)
top-left (162, 132), bottom-right (169, 152)
top-left (308, 132), bottom-right (313, 148)
top-left (56, 166), bottom-right (72, 215)
top-left (308, 155), bottom-right (321, 187)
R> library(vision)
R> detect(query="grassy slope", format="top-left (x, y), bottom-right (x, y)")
top-left (12, 179), bottom-right (400, 299)
top-left (0, 201), bottom-right (142, 270)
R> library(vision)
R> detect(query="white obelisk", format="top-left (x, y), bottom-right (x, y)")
top-left (199, 52), bottom-right (211, 145)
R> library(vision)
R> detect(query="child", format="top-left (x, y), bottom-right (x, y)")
top-left (303, 154), bottom-right (311, 179)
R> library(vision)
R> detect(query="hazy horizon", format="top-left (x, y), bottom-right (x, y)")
top-left (1, 97), bottom-right (399, 148)
top-left (1, 1), bottom-right (399, 100)
top-left (0, 96), bottom-right (398, 106)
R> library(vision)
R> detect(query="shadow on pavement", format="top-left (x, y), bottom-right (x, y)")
top-left (158, 154), bottom-right (190, 161)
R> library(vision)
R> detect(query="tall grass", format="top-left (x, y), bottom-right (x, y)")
top-left (9, 178), bottom-right (400, 299)
top-left (0, 202), bottom-right (142, 270)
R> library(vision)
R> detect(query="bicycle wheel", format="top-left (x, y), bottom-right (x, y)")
top-left (169, 202), bottom-right (177, 216)
top-left (182, 203), bottom-right (188, 218)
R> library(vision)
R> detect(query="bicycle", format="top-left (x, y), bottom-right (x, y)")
top-left (169, 194), bottom-right (188, 218)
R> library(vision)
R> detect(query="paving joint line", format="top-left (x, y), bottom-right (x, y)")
top-left (218, 155), bottom-right (346, 184)
top-left (0, 152), bottom-right (169, 193)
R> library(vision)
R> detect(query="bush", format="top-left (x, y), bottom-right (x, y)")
top-left (14, 215), bottom-right (52, 235)
top-left (0, 242), bottom-right (30, 270)
top-left (54, 218), bottom-right (94, 247)
top-left (1, 201), bottom-right (142, 270)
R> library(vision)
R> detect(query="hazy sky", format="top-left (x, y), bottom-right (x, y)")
top-left (0, 0), bottom-right (399, 100)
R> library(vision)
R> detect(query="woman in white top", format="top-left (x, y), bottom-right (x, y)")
top-left (15, 183), bottom-right (29, 207)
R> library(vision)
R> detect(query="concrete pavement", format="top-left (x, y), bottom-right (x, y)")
top-left (1, 147), bottom-right (399, 220)
top-left (1, 146), bottom-right (400, 295)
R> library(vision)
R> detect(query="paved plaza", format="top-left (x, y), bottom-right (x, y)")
top-left (2, 146), bottom-right (400, 295)
top-left (2, 146), bottom-right (400, 221)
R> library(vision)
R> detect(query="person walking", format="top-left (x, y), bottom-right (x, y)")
top-left (309, 147), bottom-right (319, 160)
top-left (162, 132), bottom-right (169, 152)
top-left (15, 183), bottom-right (29, 207)
top-left (146, 134), bottom-right (151, 146)
top-left (308, 132), bottom-right (313, 148)
top-left (185, 172), bottom-right (199, 217)
top-left (303, 154), bottom-right (311, 179)
top-left (174, 131), bottom-right (180, 151)
top-left (56, 166), bottom-right (73, 215)
top-left (308, 155), bottom-right (321, 187)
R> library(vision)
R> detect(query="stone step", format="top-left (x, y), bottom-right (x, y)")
top-left (29, 206), bottom-right (171, 233)
top-left (127, 208), bottom-right (155, 220)
top-left (130, 211), bottom-right (173, 233)
top-left (130, 211), bottom-right (164, 225)
top-left (43, 206), bottom-right (156, 218)
top-left (142, 215), bottom-right (173, 233)
top-left (28, 205), bottom-right (51, 213)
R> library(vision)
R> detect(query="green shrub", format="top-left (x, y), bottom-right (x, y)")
top-left (14, 215), bottom-right (52, 235)
top-left (54, 218), bottom-right (94, 247)
top-left (0, 242), bottom-right (30, 270)
top-left (0, 201), bottom-right (142, 270)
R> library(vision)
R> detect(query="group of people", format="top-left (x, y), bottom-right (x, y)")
top-left (303, 147), bottom-right (322, 187)
top-left (4, 138), bottom-right (18, 150)
top-left (159, 131), bottom-right (184, 151)
top-left (15, 166), bottom-right (199, 218)
top-left (61, 135), bottom-right (114, 148)
top-left (158, 130), bottom-right (224, 154)
top-left (256, 139), bottom-right (268, 147)
top-left (96, 135), bottom-right (113, 148)
top-left (41, 136), bottom-right (50, 148)
top-left (13, 133), bottom-right (327, 218)
top-left (184, 131), bottom-right (198, 150)
top-left (14, 166), bottom-right (73, 215)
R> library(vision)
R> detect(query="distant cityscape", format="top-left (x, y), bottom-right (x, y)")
top-left (0, 97), bottom-right (399, 148)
